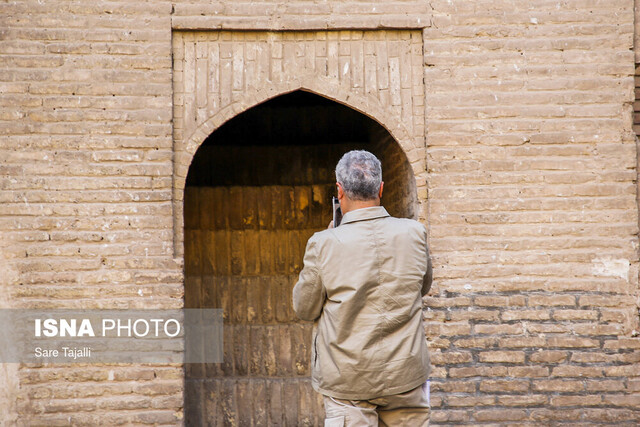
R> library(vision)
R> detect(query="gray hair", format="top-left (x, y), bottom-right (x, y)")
top-left (335, 150), bottom-right (382, 201)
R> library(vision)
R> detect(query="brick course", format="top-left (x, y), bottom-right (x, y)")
top-left (1, 0), bottom-right (639, 425)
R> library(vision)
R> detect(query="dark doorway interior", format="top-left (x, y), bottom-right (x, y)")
top-left (183, 91), bottom-right (417, 425)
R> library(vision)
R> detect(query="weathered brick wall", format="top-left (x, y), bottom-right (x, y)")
top-left (0, 1), bottom-right (184, 425)
top-left (184, 181), bottom-right (325, 425)
top-left (424, 0), bottom-right (640, 424)
top-left (1, 0), bottom-right (639, 425)
top-left (183, 143), bottom-right (341, 426)
top-left (373, 130), bottom-right (419, 220)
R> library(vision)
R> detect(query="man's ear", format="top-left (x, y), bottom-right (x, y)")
top-left (337, 182), bottom-right (344, 200)
top-left (378, 181), bottom-right (384, 199)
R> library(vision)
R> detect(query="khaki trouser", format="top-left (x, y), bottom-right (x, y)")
top-left (323, 382), bottom-right (430, 427)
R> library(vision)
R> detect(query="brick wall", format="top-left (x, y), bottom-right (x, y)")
top-left (1, 0), bottom-right (639, 424)
top-left (184, 182), bottom-right (325, 425)
top-left (182, 143), bottom-right (340, 424)
top-left (373, 129), bottom-right (419, 220)
top-left (1, 1), bottom-right (183, 425)
top-left (424, 0), bottom-right (640, 423)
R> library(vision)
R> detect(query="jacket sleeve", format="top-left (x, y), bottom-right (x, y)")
top-left (293, 236), bottom-right (326, 321)
top-left (421, 226), bottom-right (433, 296)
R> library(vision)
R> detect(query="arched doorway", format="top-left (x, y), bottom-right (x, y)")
top-left (183, 90), bottom-right (418, 425)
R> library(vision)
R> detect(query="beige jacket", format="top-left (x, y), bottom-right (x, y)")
top-left (293, 206), bottom-right (432, 400)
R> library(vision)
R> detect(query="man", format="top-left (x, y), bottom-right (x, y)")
top-left (293, 150), bottom-right (433, 426)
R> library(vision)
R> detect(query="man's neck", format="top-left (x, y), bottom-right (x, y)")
top-left (340, 198), bottom-right (380, 215)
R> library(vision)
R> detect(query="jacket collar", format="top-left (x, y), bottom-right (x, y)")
top-left (340, 206), bottom-right (390, 225)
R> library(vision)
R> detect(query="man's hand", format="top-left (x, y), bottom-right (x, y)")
top-left (328, 220), bottom-right (334, 229)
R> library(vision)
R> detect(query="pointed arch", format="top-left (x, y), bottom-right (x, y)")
top-left (173, 77), bottom-right (424, 257)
